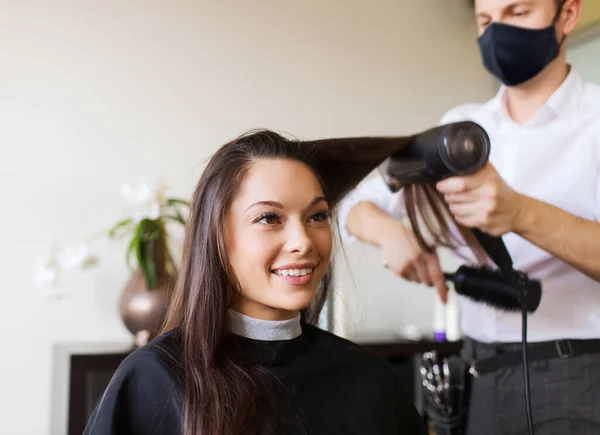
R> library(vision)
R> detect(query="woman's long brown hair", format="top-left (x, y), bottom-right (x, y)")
top-left (160, 129), bottom-right (484, 435)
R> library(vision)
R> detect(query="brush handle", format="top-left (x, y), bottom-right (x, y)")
top-left (471, 228), bottom-right (513, 271)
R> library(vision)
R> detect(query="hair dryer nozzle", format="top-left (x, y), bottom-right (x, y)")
top-left (439, 121), bottom-right (490, 173)
top-left (384, 121), bottom-right (491, 191)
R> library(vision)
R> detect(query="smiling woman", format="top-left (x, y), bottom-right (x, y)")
top-left (225, 159), bottom-right (333, 321)
top-left (81, 129), bottom-right (432, 435)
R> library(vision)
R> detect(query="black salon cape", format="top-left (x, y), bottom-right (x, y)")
top-left (83, 324), bottom-right (428, 435)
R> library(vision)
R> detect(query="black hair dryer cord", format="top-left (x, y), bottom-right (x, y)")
top-left (445, 229), bottom-right (535, 435)
top-left (514, 270), bottom-right (534, 435)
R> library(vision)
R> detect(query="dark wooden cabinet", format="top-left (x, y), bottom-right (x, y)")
top-left (67, 339), bottom-right (461, 435)
top-left (68, 351), bottom-right (132, 435)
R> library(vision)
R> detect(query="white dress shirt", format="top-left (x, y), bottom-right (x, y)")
top-left (338, 68), bottom-right (600, 344)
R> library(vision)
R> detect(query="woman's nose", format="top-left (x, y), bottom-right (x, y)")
top-left (284, 222), bottom-right (314, 254)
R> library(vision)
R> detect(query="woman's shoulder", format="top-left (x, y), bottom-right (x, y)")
top-left (118, 328), bottom-right (184, 380)
top-left (139, 328), bottom-right (184, 364)
top-left (97, 328), bottom-right (185, 401)
top-left (82, 330), bottom-right (185, 434)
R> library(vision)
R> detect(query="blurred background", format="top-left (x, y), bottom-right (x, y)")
top-left (0, 1), bottom-right (598, 434)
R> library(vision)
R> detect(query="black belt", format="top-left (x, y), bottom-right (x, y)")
top-left (468, 338), bottom-right (600, 378)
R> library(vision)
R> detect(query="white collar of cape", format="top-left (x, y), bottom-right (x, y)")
top-left (227, 309), bottom-right (302, 341)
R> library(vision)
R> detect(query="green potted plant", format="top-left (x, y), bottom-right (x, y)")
top-left (34, 181), bottom-right (190, 347)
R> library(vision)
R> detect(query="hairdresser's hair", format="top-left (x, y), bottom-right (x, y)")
top-left (469, 0), bottom-right (566, 10)
top-left (160, 129), bottom-right (482, 435)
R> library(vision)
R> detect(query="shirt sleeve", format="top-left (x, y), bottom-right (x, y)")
top-left (596, 124), bottom-right (600, 221)
top-left (336, 105), bottom-right (472, 244)
top-left (336, 173), bottom-right (406, 243)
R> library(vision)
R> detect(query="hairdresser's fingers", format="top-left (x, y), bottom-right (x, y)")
top-left (399, 266), bottom-right (412, 280)
top-left (448, 205), bottom-right (500, 233)
top-left (436, 176), bottom-right (468, 194)
top-left (398, 258), bottom-right (432, 285)
top-left (447, 200), bottom-right (488, 217)
top-left (448, 211), bottom-right (476, 227)
top-left (437, 172), bottom-right (487, 194)
top-left (440, 162), bottom-right (494, 192)
top-left (443, 191), bottom-right (479, 204)
top-left (413, 256), bottom-right (433, 286)
top-left (408, 269), bottom-right (421, 282)
top-left (400, 265), bottom-right (419, 282)
top-left (425, 253), bottom-right (448, 304)
top-left (386, 258), bottom-right (408, 278)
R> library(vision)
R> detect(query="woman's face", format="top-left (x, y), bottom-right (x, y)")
top-left (225, 158), bottom-right (332, 320)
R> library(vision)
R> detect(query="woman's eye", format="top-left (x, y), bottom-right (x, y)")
top-left (309, 210), bottom-right (330, 223)
top-left (256, 213), bottom-right (282, 225)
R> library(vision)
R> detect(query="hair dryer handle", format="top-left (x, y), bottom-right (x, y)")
top-left (471, 228), bottom-right (513, 271)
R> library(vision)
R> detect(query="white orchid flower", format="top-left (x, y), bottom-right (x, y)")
top-left (33, 241), bottom-right (99, 289)
top-left (121, 183), bottom-right (155, 206)
top-left (32, 254), bottom-right (66, 299)
top-left (153, 179), bottom-right (173, 202)
top-left (58, 242), bottom-right (98, 271)
top-left (33, 245), bottom-right (60, 286)
top-left (121, 181), bottom-right (169, 223)
top-left (121, 181), bottom-right (170, 206)
top-left (32, 261), bottom-right (59, 286)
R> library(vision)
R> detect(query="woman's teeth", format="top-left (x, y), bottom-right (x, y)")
top-left (274, 268), bottom-right (313, 277)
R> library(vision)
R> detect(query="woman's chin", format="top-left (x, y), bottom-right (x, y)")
top-left (276, 291), bottom-right (317, 313)
top-left (234, 286), bottom-right (319, 320)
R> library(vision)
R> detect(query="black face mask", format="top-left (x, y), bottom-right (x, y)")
top-left (477, 17), bottom-right (565, 87)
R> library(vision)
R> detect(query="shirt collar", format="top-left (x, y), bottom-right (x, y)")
top-left (490, 66), bottom-right (584, 125)
top-left (227, 309), bottom-right (302, 341)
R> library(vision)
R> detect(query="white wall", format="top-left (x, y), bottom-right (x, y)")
top-left (568, 32), bottom-right (600, 83)
top-left (0, 1), bottom-right (495, 434)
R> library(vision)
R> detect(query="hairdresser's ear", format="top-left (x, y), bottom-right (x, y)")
top-left (560, 0), bottom-right (582, 36)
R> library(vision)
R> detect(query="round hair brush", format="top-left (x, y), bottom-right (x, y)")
top-left (443, 229), bottom-right (542, 313)
top-left (444, 265), bottom-right (542, 313)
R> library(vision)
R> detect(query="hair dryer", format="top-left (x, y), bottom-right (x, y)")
top-left (383, 121), bottom-right (491, 192)
top-left (382, 121), bottom-right (542, 314)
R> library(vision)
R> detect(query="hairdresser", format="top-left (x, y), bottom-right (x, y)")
top-left (338, 0), bottom-right (600, 433)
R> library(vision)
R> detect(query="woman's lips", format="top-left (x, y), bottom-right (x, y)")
top-left (271, 266), bottom-right (315, 286)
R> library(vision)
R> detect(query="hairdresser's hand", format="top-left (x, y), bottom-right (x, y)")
top-left (436, 162), bottom-right (524, 237)
top-left (379, 221), bottom-right (449, 303)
